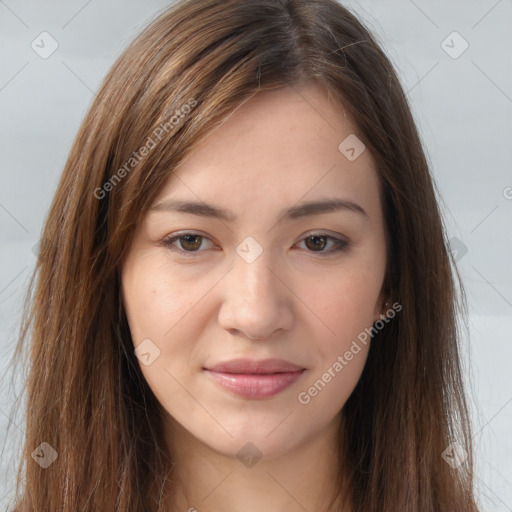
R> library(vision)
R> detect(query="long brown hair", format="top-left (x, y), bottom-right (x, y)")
top-left (6, 0), bottom-right (479, 510)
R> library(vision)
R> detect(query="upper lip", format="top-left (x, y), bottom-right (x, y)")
top-left (205, 358), bottom-right (305, 374)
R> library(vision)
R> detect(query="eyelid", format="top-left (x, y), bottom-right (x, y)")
top-left (159, 230), bottom-right (349, 256)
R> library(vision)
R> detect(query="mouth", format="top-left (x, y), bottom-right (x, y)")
top-left (203, 358), bottom-right (306, 399)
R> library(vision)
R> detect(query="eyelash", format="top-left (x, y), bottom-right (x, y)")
top-left (159, 232), bottom-right (349, 257)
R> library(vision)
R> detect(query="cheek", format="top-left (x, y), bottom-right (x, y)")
top-left (296, 276), bottom-right (373, 412)
top-left (121, 267), bottom-right (196, 413)
top-left (292, 258), bottom-right (381, 410)
top-left (298, 346), bottom-right (369, 416)
top-left (121, 262), bottom-right (178, 382)
top-left (122, 257), bottom-right (201, 342)
top-left (299, 265), bottom-right (382, 347)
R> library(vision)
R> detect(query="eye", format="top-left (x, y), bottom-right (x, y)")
top-left (160, 233), bottom-right (216, 255)
top-left (159, 231), bottom-right (349, 256)
top-left (296, 233), bottom-right (349, 254)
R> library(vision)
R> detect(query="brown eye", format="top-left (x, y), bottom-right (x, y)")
top-left (304, 235), bottom-right (328, 251)
top-left (177, 234), bottom-right (203, 251)
top-left (160, 233), bottom-right (215, 255)
top-left (297, 233), bottom-right (349, 255)
top-left (160, 232), bottom-right (348, 257)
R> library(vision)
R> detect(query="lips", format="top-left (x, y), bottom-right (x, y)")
top-left (203, 358), bottom-right (306, 399)
top-left (205, 358), bottom-right (305, 374)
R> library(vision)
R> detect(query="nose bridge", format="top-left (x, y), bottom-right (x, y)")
top-left (231, 240), bottom-right (281, 305)
top-left (218, 238), bottom-right (293, 338)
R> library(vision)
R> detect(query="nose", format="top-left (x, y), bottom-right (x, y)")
top-left (217, 245), bottom-right (294, 340)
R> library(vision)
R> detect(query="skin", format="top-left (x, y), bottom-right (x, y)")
top-left (121, 82), bottom-right (388, 512)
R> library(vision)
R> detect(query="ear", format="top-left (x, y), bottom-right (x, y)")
top-left (373, 291), bottom-right (389, 323)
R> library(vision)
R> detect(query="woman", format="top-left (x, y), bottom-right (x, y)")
top-left (7, 0), bottom-right (480, 510)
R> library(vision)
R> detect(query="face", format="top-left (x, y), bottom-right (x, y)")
top-left (121, 83), bottom-right (387, 461)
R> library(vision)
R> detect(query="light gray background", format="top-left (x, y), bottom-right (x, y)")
top-left (0, 1), bottom-right (511, 510)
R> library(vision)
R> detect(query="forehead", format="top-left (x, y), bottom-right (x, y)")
top-left (152, 84), bottom-right (381, 224)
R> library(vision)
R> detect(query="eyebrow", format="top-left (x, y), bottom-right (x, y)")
top-left (149, 197), bottom-right (369, 222)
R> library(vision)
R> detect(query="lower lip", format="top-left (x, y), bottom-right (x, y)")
top-left (204, 369), bottom-right (305, 399)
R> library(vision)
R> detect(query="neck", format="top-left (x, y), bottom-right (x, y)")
top-left (161, 413), bottom-right (352, 512)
